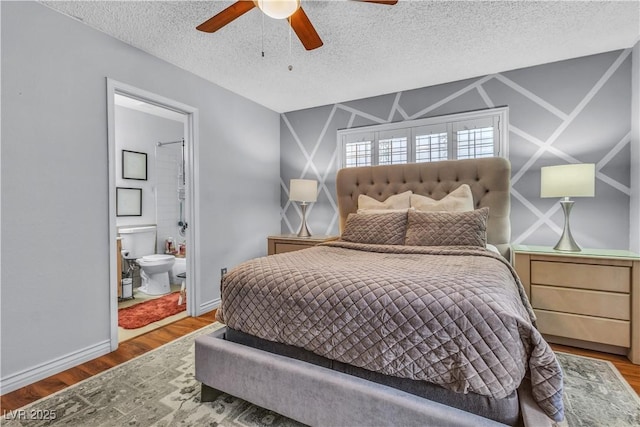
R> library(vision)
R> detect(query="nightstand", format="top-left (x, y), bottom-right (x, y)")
top-left (513, 244), bottom-right (640, 364)
top-left (267, 234), bottom-right (339, 255)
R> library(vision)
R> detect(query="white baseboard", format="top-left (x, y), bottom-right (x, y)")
top-left (0, 340), bottom-right (111, 395)
top-left (2, 299), bottom-right (220, 394)
top-left (197, 298), bottom-right (220, 316)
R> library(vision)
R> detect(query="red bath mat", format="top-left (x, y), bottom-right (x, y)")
top-left (118, 291), bottom-right (186, 329)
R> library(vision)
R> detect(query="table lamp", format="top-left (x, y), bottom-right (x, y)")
top-left (540, 163), bottom-right (595, 251)
top-left (290, 179), bottom-right (317, 237)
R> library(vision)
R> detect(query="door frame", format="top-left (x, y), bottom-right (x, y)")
top-left (106, 78), bottom-right (200, 350)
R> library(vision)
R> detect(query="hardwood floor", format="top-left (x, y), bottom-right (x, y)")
top-left (0, 310), bottom-right (217, 412)
top-left (1, 311), bottom-right (638, 412)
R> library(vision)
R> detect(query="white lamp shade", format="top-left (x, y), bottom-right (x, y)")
top-left (258, 0), bottom-right (300, 19)
top-left (290, 179), bottom-right (317, 203)
top-left (540, 164), bottom-right (595, 198)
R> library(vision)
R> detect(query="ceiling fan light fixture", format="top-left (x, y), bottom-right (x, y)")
top-left (258, 0), bottom-right (301, 20)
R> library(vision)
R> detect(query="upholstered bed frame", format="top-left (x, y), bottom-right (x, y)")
top-left (195, 157), bottom-right (553, 426)
top-left (336, 157), bottom-right (512, 258)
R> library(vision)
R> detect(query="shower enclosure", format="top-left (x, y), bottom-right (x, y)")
top-left (156, 139), bottom-right (187, 284)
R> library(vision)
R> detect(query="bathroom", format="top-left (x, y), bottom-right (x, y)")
top-left (114, 95), bottom-right (188, 339)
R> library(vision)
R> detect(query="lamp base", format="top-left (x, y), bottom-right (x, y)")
top-left (297, 202), bottom-right (312, 238)
top-left (553, 199), bottom-right (581, 252)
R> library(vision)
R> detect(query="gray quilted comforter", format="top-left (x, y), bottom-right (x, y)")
top-left (217, 241), bottom-right (564, 421)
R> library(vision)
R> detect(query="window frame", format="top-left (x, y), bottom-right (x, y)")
top-left (338, 107), bottom-right (509, 168)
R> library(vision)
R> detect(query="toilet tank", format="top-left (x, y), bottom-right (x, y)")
top-left (119, 225), bottom-right (157, 258)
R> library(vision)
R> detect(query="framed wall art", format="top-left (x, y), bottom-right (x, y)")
top-left (116, 187), bottom-right (142, 216)
top-left (122, 150), bottom-right (147, 180)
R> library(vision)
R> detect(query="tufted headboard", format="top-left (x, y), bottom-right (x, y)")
top-left (336, 157), bottom-right (511, 258)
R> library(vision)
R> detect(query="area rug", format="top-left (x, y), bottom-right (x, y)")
top-left (3, 323), bottom-right (639, 427)
top-left (118, 292), bottom-right (186, 329)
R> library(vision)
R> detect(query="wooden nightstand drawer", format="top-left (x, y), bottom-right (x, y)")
top-left (531, 285), bottom-right (630, 320)
top-left (268, 235), bottom-right (339, 255)
top-left (535, 309), bottom-right (630, 347)
top-left (531, 260), bottom-right (630, 293)
top-left (273, 243), bottom-right (314, 254)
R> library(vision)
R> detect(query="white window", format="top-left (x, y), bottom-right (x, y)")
top-left (339, 108), bottom-right (508, 167)
top-left (414, 123), bottom-right (448, 163)
top-left (377, 129), bottom-right (409, 165)
top-left (343, 132), bottom-right (373, 168)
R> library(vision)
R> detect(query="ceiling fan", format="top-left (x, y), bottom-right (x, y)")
top-left (196, 0), bottom-right (398, 51)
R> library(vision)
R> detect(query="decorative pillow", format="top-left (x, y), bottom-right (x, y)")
top-left (405, 207), bottom-right (489, 247)
top-left (486, 244), bottom-right (500, 254)
top-left (410, 184), bottom-right (474, 212)
top-left (358, 190), bottom-right (412, 211)
top-left (356, 208), bottom-right (414, 214)
top-left (341, 212), bottom-right (407, 245)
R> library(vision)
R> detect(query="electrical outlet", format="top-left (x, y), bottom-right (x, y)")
top-left (221, 267), bottom-right (227, 276)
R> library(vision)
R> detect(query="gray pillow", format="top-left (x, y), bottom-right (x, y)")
top-left (405, 207), bottom-right (489, 247)
top-left (341, 212), bottom-right (407, 245)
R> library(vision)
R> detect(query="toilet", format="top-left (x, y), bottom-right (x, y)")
top-left (119, 225), bottom-right (175, 296)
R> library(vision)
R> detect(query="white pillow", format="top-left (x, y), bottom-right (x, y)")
top-left (357, 208), bottom-right (414, 214)
top-left (486, 244), bottom-right (500, 254)
top-left (410, 184), bottom-right (474, 212)
top-left (358, 190), bottom-right (412, 211)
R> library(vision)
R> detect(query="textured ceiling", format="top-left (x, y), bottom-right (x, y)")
top-left (42, 1), bottom-right (640, 113)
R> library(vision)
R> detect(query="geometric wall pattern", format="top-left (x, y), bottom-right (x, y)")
top-left (281, 50), bottom-right (633, 250)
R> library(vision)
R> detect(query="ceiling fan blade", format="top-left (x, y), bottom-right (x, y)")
top-left (352, 0), bottom-right (398, 4)
top-left (288, 7), bottom-right (323, 51)
top-left (196, 1), bottom-right (256, 33)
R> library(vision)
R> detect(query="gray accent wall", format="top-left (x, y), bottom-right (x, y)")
top-left (1, 2), bottom-right (280, 391)
top-left (281, 50), bottom-right (635, 251)
top-left (631, 40), bottom-right (640, 253)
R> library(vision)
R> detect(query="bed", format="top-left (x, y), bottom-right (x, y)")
top-left (195, 157), bottom-right (564, 427)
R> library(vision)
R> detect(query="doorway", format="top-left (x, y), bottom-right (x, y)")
top-left (106, 79), bottom-right (200, 349)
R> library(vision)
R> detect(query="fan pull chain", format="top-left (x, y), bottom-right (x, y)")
top-left (261, 7), bottom-right (265, 58)
top-left (288, 15), bottom-right (293, 71)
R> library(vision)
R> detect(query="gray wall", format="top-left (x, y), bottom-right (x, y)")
top-left (1, 1), bottom-right (280, 391)
top-left (281, 50), bottom-right (635, 251)
top-left (631, 40), bottom-right (640, 253)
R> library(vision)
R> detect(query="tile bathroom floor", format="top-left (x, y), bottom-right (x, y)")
top-left (117, 283), bottom-right (187, 342)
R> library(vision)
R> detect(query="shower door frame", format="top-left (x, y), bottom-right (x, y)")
top-left (106, 78), bottom-right (201, 350)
